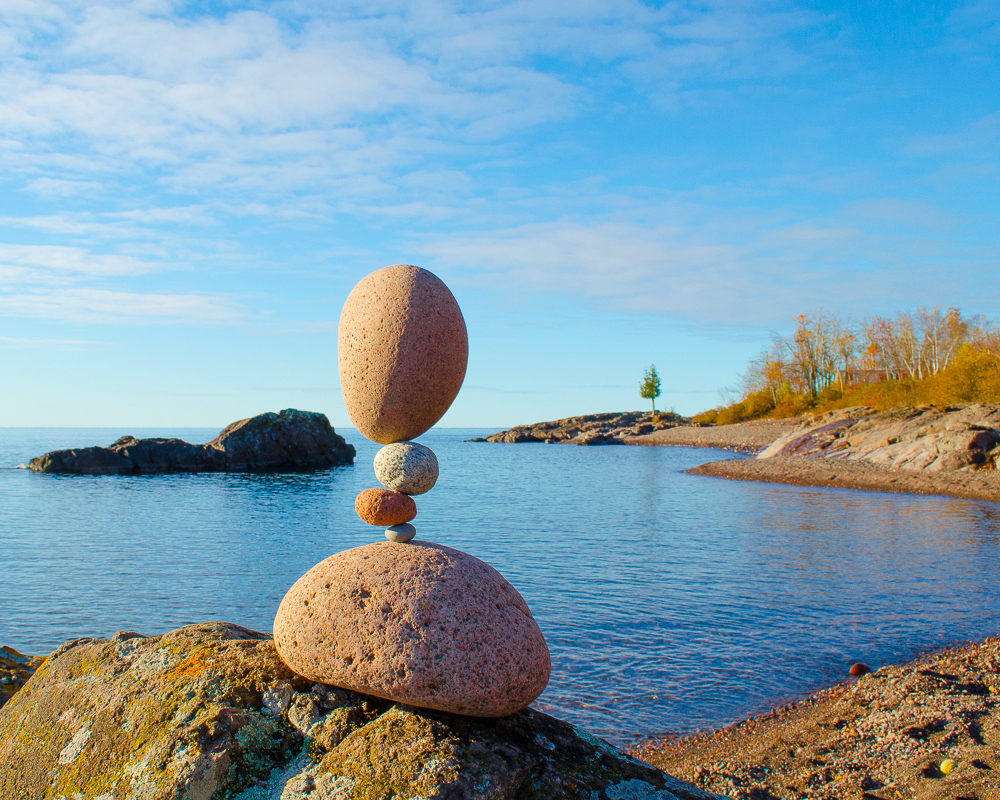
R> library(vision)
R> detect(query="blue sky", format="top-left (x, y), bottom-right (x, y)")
top-left (1, 0), bottom-right (997, 429)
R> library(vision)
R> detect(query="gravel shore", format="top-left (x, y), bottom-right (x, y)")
top-left (631, 638), bottom-right (1000, 800)
top-left (689, 456), bottom-right (1000, 504)
top-left (627, 420), bottom-right (803, 453)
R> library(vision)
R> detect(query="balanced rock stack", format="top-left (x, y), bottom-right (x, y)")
top-left (274, 265), bottom-right (551, 717)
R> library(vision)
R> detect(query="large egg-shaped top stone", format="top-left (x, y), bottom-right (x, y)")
top-left (339, 265), bottom-right (468, 444)
top-left (273, 541), bottom-right (551, 717)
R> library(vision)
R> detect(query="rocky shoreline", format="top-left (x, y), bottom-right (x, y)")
top-left (690, 405), bottom-right (1000, 504)
top-left (632, 636), bottom-right (1000, 800)
top-left (483, 405), bottom-right (1000, 503)
top-left (470, 410), bottom-right (686, 445)
top-left (477, 413), bottom-right (805, 453)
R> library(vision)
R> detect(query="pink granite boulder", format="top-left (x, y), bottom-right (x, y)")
top-left (338, 265), bottom-right (468, 444)
top-left (273, 541), bottom-right (550, 717)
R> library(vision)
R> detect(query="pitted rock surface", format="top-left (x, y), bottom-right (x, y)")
top-left (273, 541), bottom-right (551, 717)
top-left (0, 624), bottom-right (717, 800)
top-left (373, 441), bottom-right (439, 494)
top-left (355, 487), bottom-right (417, 525)
top-left (338, 265), bottom-right (468, 444)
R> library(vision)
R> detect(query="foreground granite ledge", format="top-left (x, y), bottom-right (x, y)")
top-left (0, 622), bottom-right (720, 800)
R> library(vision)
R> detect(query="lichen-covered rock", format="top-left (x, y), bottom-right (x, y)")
top-left (27, 408), bottom-right (356, 475)
top-left (274, 541), bottom-right (550, 717)
top-left (338, 265), bottom-right (468, 444)
top-left (0, 623), bottom-right (720, 800)
top-left (0, 645), bottom-right (44, 710)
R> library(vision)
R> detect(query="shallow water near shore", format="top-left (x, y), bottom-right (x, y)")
top-left (3, 426), bottom-right (1000, 744)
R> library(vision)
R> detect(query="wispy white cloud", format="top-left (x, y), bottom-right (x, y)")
top-left (0, 243), bottom-right (164, 279)
top-left (0, 0), bottom-right (994, 335)
top-left (0, 335), bottom-right (107, 346)
top-left (0, 0), bottom-right (834, 199)
top-left (945, 0), bottom-right (1000, 56)
top-left (0, 240), bottom-right (241, 325)
top-left (0, 287), bottom-right (240, 324)
top-left (904, 112), bottom-right (1000, 156)
top-left (418, 199), bottom-right (1000, 324)
top-left (24, 176), bottom-right (105, 197)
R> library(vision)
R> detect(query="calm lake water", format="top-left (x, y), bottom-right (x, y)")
top-left (3, 426), bottom-right (1000, 743)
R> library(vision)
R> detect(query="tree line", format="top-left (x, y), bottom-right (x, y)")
top-left (741, 307), bottom-right (999, 403)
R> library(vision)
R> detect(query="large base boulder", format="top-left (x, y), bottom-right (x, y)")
top-left (0, 623), bottom-right (720, 800)
top-left (274, 541), bottom-right (550, 717)
top-left (27, 409), bottom-right (356, 475)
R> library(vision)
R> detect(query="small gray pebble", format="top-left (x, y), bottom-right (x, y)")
top-left (374, 442), bottom-right (439, 495)
top-left (385, 523), bottom-right (416, 543)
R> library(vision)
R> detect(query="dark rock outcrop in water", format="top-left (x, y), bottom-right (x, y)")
top-left (0, 623), bottom-right (720, 800)
top-left (27, 408), bottom-right (356, 475)
top-left (472, 410), bottom-right (684, 445)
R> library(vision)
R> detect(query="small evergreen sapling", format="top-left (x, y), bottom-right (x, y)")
top-left (640, 364), bottom-right (661, 413)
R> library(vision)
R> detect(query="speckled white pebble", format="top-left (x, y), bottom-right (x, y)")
top-left (373, 442), bottom-right (439, 495)
top-left (385, 523), bottom-right (416, 542)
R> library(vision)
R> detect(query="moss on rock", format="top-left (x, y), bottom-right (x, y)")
top-left (0, 623), bottom-right (719, 800)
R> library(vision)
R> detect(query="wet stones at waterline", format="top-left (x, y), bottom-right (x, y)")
top-left (274, 264), bottom-right (551, 718)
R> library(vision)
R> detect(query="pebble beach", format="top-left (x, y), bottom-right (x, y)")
top-left (631, 637), bottom-right (1000, 800)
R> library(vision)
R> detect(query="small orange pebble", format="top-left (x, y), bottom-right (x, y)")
top-left (849, 662), bottom-right (870, 677)
top-left (355, 488), bottom-right (416, 526)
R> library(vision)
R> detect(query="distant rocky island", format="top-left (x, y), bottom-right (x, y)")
top-left (27, 408), bottom-right (355, 475)
top-left (470, 410), bottom-right (685, 445)
top-left (473, 410), bottom-right (796, 451)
